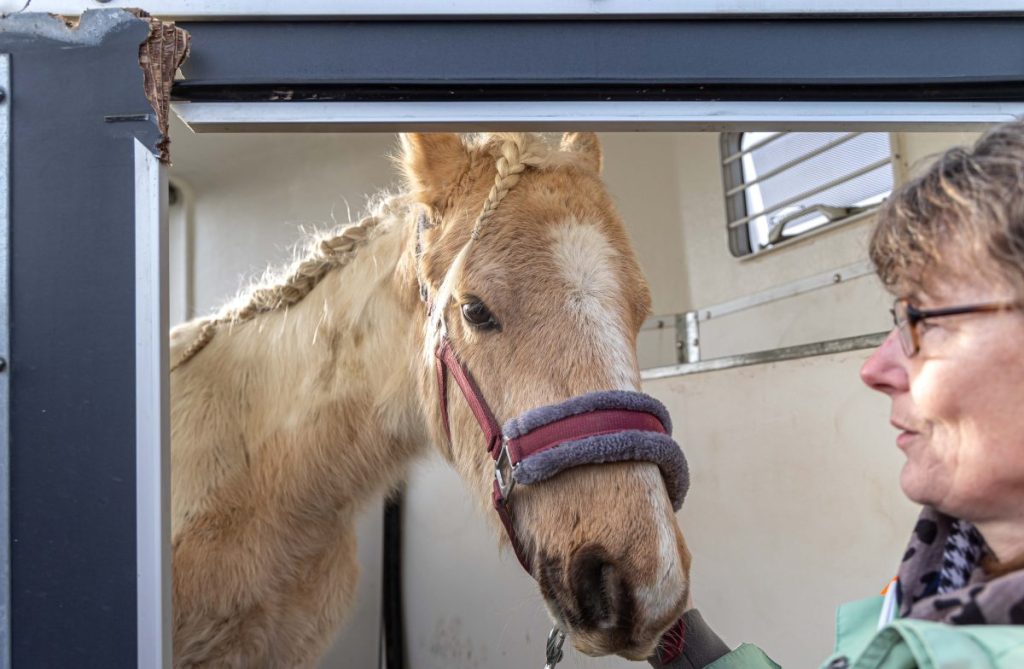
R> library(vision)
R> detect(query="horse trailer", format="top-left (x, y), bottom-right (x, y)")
top-left (1, 3), bottom-right (1023, 667)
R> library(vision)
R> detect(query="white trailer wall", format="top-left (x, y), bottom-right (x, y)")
top-left (167, 119), bottom-right (980, 668)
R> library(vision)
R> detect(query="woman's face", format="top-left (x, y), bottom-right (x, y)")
top-left (861, 275), bottom-right (1024, 524)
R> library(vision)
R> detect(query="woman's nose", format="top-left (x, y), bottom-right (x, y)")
top-left (859, 329), bottom-right (909, 395)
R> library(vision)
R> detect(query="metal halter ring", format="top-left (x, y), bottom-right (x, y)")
top-left (544, 626), bottom-right (567, 668)
top-left (494, 440), bottom-right (517, 499)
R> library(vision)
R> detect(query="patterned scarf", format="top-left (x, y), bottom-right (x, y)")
top-left (897, 506), bottom-right (1024, 624)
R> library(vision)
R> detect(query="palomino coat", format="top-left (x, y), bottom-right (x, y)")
top-left (680, 595), bottom-right (1024, 668)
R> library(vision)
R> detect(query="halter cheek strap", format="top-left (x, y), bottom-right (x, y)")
top-left (435, 338), bottom-right (501, 455)
top-left (435, 338), bottom-right (533, 569)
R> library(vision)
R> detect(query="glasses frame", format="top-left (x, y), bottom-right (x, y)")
top-left (890, 297), bottom-right (1022, 357)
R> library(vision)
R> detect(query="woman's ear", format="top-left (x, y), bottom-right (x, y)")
top-left (399, 133), bottom-right (471, 212)
top-left (560, 131), bottom-right (602, 173)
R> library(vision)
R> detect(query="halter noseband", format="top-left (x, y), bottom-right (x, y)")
top-left (434, 336), bottom-right (690, 572)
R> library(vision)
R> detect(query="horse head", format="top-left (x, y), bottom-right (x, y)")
top-left (402, 132), bottom-right (691, 660)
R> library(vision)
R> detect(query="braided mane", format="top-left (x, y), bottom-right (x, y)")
top-left (172, 133), bottom-right (558, 371)
top-left (470, 132), bottom-right (554, 240)
top-left (425, 133), bottom-right (558, 331)
top-left (171, 198), bottom-right (397, 370)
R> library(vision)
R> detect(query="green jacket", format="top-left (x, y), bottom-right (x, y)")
top-left (706, 596), bottom-right (1024, 669)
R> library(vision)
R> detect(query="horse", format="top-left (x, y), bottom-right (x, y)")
top-left (168, 132), bottom-right (691, 667)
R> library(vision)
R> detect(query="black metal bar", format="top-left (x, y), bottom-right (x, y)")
top-left (178, 18), bottom-right (1024, 96)
top-left (381, 491), bottom-right (407, 669)
top-left (172, 81), bottom-right (1024, 103)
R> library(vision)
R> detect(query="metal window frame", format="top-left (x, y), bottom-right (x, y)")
top-left (6, 10), bottom-right (1024, 669)
top-left (173, 101), bottom-right (1024, 134)
top-left (22, 0), bottom-right (1024, 19)
top-left (722, 130), bottom-right (895, 256)
top-left (1, 11), bottom-right (166, 669)
top-left (134, 139), bottom-right (171, 669)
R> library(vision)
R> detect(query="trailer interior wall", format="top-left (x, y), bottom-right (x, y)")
top-left (166, 119), bottom-right (983, 668)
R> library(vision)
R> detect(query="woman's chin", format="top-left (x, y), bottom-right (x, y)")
top-left (899, 466), bottom-right (936, 507)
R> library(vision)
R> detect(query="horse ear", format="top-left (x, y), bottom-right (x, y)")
top-left (399, 133), bottom-right (470, 211)
top-left (560, 132), bottom-right (602, 173)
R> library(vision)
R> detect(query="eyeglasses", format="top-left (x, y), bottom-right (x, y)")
top-left (890, 297), bottom-right (1021, 357)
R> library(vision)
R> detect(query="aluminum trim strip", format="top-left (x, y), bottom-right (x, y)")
top-left (134, 139), bottom-right (171, 669)
top-left (171, 101), bottom-right (1024, 134)
top-left (640, 313), bottom-right (680, 332)
top-left (641, 331), bottom-right (887, 380)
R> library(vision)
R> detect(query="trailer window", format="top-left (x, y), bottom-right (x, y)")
top-left (722, 132), bottom-right (893, 256)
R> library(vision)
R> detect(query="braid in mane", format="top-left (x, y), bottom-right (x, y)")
top-left (171, 212), bottom-right (382, 371)
top-left (470, 134), bottom-right (546, 241)
top-left (428, 134), bottom-right (550, 330)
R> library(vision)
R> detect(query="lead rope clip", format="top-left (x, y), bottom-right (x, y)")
top-left (544, 626), bottom-right (566, 669)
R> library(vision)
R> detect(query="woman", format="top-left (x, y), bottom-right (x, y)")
top-left (653, 120), bottom-right (1024, 668)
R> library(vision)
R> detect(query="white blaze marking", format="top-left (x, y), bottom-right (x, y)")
top-left (550, 221), bottom-right (636, 390)
top-left (639, 465), bottom-right (686, 621)
top-left (551, 224), bottom-right (684, 625)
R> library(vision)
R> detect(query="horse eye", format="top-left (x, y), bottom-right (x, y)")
top-left (461, 299), bottom-right (500, 331)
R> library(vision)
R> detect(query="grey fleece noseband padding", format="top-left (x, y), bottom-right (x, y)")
top-left (503, 390), bottom-right (690, 510)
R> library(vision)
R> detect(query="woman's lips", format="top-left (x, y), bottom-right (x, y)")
top-left (896, 430), bottom-right (917, 448)
top-left (891, 420), bottom-right (919, 449)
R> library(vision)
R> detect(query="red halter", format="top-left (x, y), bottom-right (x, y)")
top-left (433, 336), bottom-right (687, 663)
top-left (434, 336), bottom-right (672, 572)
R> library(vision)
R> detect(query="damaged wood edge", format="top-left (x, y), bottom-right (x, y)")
top-left (133, 9), bottom-right (190, 164)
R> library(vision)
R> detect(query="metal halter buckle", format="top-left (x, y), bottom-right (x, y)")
top-left (544, 627), bottom-right (566, 668)
top-left (494, 439), bottom-right (517, 499)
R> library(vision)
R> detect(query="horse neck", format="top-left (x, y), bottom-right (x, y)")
top-left (172, 209), bottom-right (430, 528)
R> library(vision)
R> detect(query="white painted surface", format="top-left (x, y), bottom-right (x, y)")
top-left (167, 121), bottom-right (986, 668)
top-left (168, 119), bottom-right (401, 319)
top-left (168, 182), bottom-right (190, 325)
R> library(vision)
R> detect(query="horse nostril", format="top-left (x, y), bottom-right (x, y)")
top-left (570, 546), bottom-right (628, 631)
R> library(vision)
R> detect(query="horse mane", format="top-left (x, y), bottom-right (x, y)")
top-left (470, 132), bottom-right (557, 239)
top-left (171, 133), bottom-right (562, 371)
top-left (170, 195), bottom-right (400, 370)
